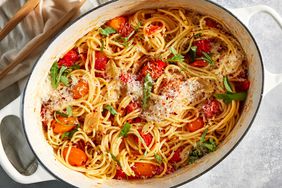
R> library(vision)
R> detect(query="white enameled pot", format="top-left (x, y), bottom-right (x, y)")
top-left (1, 0), bottom-right (282, 187)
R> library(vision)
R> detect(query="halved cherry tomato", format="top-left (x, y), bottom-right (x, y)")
top-left (52, 116), bottom-right (77, 134)
top-left (63, 147), bottom-right (87, 166)
top-left (132, 162), bottom-right (157, 178)
top-left (235, 80), bottom-right (250, 92)
top-left (134, 129), bottom-right (153, 147)
top-left (114, 165), bottom-right (127, 180)
top-left (72, 80), bottom-right (89, 99)
top-left (193, 39), bottom-right (211, 56)
top-left (126, 101), bottom-right (140, 114)
top-left (202, 99), bottom-right (222, 118)
top-left (190, 60), bottom-right (208, 67)
top-left (186, 117), bottom-right (204, 132)
top-left (58, 49), bottom-right (79, 67)
top-left (95, 51), bottom-right (108, 71)
top-left (120, 73), bottom-right (130, 83)
top-left (146, 24), bottom-right (162, 35)
top-left (139, 60), bottom-right (167, 80)
top-left (119, 22), bottom-right (134, 37)
top-left (169, 148), bottom-right (182, 163)
top-left (107, 16), bottom-right (127, 31)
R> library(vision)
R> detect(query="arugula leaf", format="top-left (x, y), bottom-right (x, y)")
top-left (214, 92), bottom-right (247, 104)
top-left (202, 139), bottom-right (217, 152)
top-left (110, 153), bottom-right (121, 166)
top-left (104, 105), bottom-right (117, 116)
top-left (142, 73), bottom-right (153, 109)
top-left (189, 46), bottom-right (197, 62)
top-left (55, 111), bottom-right (68, 117)
top-left (167, 47), bottom-right (184, 63)
top-left (154, 153), bottom-right (163, 164)
top-left (66, 106), bottom-right (72, 117)
top-left (119, 122), bottom-right (131, 137)
top-left (60, 75), bottom-right (69, 86)
top-left (99, 27), bottom-right (116, 37)
top-left (223, 76), bottom-right (233, 93)
top-left (50, 62), bottom-right (59, 89)
top-left (134, 22), bottom-right (142, 31)
top-left (61, 125), bottom-right (80, 139)
top-left (201, 52), bottom-right (214, 65)
top-left (100, 40), bottom-right (105, 52)
top-left (200, 129), bottom-right (208, 143)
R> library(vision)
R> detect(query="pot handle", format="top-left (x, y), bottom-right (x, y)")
top-left (230, 5), bottom-right (282, 95)
top-left (0, 97), bottom-right (55, 184)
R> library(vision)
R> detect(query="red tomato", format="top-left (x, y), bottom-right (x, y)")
top-left (126, 101), bottom-right (140, 114)
top-left (118, 22), bottom-right (134, 37)
top-left (169, 148), bottom-right (182, 163)
top-left (202, 99), bottom-right (222, 118)
top-left (114, 166), bottom-right (127, 180)
top-left (58, 49), bottom-right (79, 67)
top-left (190, 60), bottom-right (208, 67)
top-left (193, 39), bottom-right (211, 56)
top-left (146, 24), bottom-right (162, 35)
top-left (235, 80), bottom-right (250, 92)
top-left (72, 80), bottom-right (89, 99)
top-left (120, 73), bottom-right (130, 83)
top-left (107, 16), bottom-right (126, 31)
top-left (132, 162), bottom-right (157, 178)
top-left (95, 51), bottom-right (108, 71)
top-left (63, 147), bottom-right (87, 166)
top-left (186, 117), bottom-right (204, 132)
top-left (140, 60), bottom-right (167, 80)
top-left (134, 129), bottom-right (153, 147)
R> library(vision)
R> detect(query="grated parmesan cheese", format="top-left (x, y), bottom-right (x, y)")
top-left (126, 75), bottom-right (143, 100)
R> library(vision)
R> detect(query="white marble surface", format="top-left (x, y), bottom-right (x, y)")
top-left (0, 0), bottom-right (281, 187)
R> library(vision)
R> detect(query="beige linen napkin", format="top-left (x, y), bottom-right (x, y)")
top-left (0, 0), bottom-right (98, 92)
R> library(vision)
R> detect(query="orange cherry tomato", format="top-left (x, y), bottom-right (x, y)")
top-left (186, 117), bottom-right (204, 132)
top-left (52, 116), bottom-right (77, 134)
top-left (146, 25), bottom-right (162, 35)
top-left (132, 162), bottom-right (157, 178)
top-left (63, 147), bottom-right (88, 166)
top-left (107, 16), bottom-right (127, 31)
top-left (72, 80), bottom-right (89, 99)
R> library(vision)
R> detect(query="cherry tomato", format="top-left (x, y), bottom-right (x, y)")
top-left (169, 148), bottom-right (182, 163)
top-left (193, 39), bottom-right (211, 56)
top-left (52, 116), bottom-right (77, 134)
top-left (107, 16), bottom-right (127, 31)
top-left (72, 80), bottom-right (89, 99)
top-left (235, 80), bottom-right (250, 92)
top-left (63, 147), bottom-right (87, 166)
top-left (58, 49), bottom-right (79, 67)
top-left (146, 24), bottom-right (162, 35)
top-left (140, 60), bottom-right (167, 80)
top-left (114, 165), bottom-right (127, 180)
top-left (132, 162), bottom-right (157, 178)
top-left (186, 117), bottom-right (204, 132)
top-left (126, 101), bottom-right (140, 114)
top-left (120, 73), bottom-right (130, 83)
top-left (134, 129), bottom-right (153, 147)
top-left (95, 51), bottom-right (108, 71)
top-left (190, 60), bottom-right (208, 67)
top-left (202, 99), bottom-right (222, 118)
top-left (119, 22), bottom-right (134, 37)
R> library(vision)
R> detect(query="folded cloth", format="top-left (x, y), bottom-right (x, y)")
top-left (0, 0), bottom-right (98, 92)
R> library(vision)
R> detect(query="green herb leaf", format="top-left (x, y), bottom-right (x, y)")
top-left (193, 33), bottom-right (202, 38)
top-left (154, 153), bottom-right (163, 164)
top-left (167, 47), bottom-right (184, 63)
top-left (202, 139), bottom-right (217, 152)
top-left (201, 52), bottom-right (214, 65)
top-left (134, 21), bottom-right (142, 31)
top-left (223, 76), bottom-right (233, 93)
top-left (70, 64), bottom-right (80, 70)
top-left (55, 111), bottom-right (68, 117)
top-left (189, 46), bottom-right (197, 62)
top-left (214, 92), bottom-right (247, 104)
top-left (50, 62), bottom-right (59, 89)
top-left (119, 122), bottom-right (131, 137)
top-left (100, 40), bottom-right (105, 52)
top-left (110, 153), bottom-right (121, 166)
top-left (61, 124), bottom-right (79, 139)
top-left (142, 73), bottom-right (153, 109)
top-left (104, 105), bottom-right (117, 116)
top-left (66, 106), bottom-right (72, 117)
top-left (99, 27), bottom-right (116, 37)
top-left (188, 155), bottom-right (199, 164)
top-left (200, 129), bottom-right (208, 143)
top-left (60, 75), bottom-right (69, 86)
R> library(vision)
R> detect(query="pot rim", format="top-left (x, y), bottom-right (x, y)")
top-left (21, 0), bottom-right (264, 187)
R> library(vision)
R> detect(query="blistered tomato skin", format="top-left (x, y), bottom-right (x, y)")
top-left (203, 99), bottom-right (222, 118)
top-left (140, 60), bottom-right (167, 80)
top-left (58, 49), bottom-right (79, 67)
top-left (193, 39), bottom-right (211, 56)
top-left (186, 117), bottom-right (204, 132)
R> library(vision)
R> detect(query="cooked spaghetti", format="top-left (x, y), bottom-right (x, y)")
top-left (40, 8), bottom-right (250, 180)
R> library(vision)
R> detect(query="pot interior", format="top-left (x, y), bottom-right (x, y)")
top-left (23, 0), bottom-right (263, 187)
